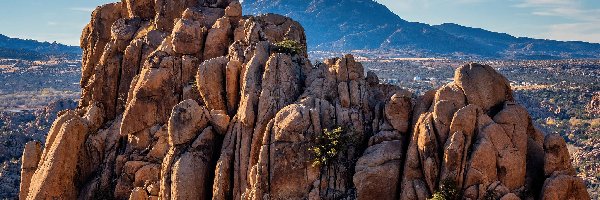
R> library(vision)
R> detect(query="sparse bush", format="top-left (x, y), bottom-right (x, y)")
top-left (569, 117), bottom-right (584, 127)
top-left (273, 39), bottom-right (303, 55)
top-left (590, 118), bottom-right (600, 128)
top-left (309, 127), bottom-right (346, 167)
top-left (484, 190), bottom-right (498, 200)
top-left (428, 179), bottom-right (459, 200)
top-left (546, 117), bottom-right (557, 125)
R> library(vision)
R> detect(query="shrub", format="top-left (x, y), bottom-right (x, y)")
top-left (484, 190), bottom-right (498, 200)
top-left (273, 39), bottom-right (303, 55)
top-left (546, 117), bottom-right (557, 125)
top-left (309, 127), bottom-right (346, 167)
top-left (569, 117), bottom-right (584, 127)
top-left (428, 179), bottom-right (459, 200)
top-left (590, 118), bottom-right (600, 128)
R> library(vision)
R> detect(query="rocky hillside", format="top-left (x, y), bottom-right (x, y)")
top-left (19, 0), bottom-right (590, 200)
top-left (242, 0), bottom-right (600, 59)
top-left (0, 34), bottom-right (81, 60)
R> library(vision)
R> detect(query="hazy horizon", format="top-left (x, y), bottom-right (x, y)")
top-left (0, 0), bottom-right (599, 45)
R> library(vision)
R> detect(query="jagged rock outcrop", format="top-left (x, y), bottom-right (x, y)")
top-left (18, 141), bottom-right (41, 200)
top-left (19, 1), bottom-right (589, 200)
top-left (396, 63), bottom-right (574, 200)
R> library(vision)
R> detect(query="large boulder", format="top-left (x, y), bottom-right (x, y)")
top-left (354, 140), bottom-right (403, 200)
top-left (167, 100), bottom-right (210, 146)
top-left (454, 63), bottom-right (513, 112)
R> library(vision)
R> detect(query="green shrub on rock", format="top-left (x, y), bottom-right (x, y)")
top-left (273, 39), bottom-right (304, 55)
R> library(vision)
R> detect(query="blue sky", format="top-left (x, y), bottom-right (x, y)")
top-left (0, 0), bottom-right (599, 45)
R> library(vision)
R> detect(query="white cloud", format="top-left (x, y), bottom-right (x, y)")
top-left (516, 0), bottom-right (599, 20)
top-left (516, 0), bottom-right (600, 42)
top-left (69, 7), bottom-right (95, 12)
top-left (517, 0), bottom-right (576, 7)
top-left (543, 22), bottom-right (600, 43)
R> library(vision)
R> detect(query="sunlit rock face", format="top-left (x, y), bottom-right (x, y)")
top-left (19, 1), bottom-right (589, 200)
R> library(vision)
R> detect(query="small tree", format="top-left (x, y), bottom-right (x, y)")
top-left (429, 179), bottom-right (459, 200)
top-left (273, 39), bottom-right (304, 55)
top-left (309, 127), bottom-right (345, 167)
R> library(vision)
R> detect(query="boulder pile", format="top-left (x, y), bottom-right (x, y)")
top-left (19, 0), bottom-right (589, 199)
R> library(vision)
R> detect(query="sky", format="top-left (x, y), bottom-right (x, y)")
top-left (0, 0), bottom-right (599, 45)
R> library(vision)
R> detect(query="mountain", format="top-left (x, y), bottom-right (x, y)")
top-left (18, 1), bottom-right (589, 200)
top-left (0, 34), bottom-right (81, 60)
top-left (242, 0), bottom-right (600, 59)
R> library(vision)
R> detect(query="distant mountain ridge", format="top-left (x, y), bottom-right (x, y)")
top-left (242, 0), bottom-right (600, 59)
top-left (0, 34), bottom-right (80, 60)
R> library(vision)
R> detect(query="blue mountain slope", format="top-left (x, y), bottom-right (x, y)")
top-left (0, 34), bottom-right (81, 60)
top-left (243, 0), bottom-right (600, 59)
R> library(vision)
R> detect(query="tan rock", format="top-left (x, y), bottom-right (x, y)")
top-left (264, 104), bottom-right (314, 199)
top-left (121, 66), bottom-right (180, 137)
top-left (338, 82), bottom-right (351, 108)
top-left (493, 102), bottom-right (530, 155)
top-left (181, 56), bottom-right (200, 85)
top-left (123, 161), bottom-right (148, 177)
top-left (197, 57), bottom-right (228, 111)
top-left (83, 102), bottom-right (105, 131)
top-left (541, 174), bottom-right (590, 200)
top-left (225, 59), bottom-right (241, 115)
top-left (39, 110), bottom-right (77, 167)
top-left (440, 131), bottom-right (465, 186)
top-left (129, 187), bottom-right (149, 200)
top-left (210, 110), bottom-right (230, 135)
top-left (225, 1), bottom-right (242, 17)
top-left (384, 92), bottom-right (412, 133)
top-left (454, 63), bottom-right (512, 112)
top-left (171, 18), bottom-right (206, 55)
top-left (500, 193), bottom-right (521, 200)
top-left (354, 140), bottom-right (403, 200)
top-left (400, 113), bottom-right (431, 199)
top-left (368, 130), bottom-right (401, 146)
top-left (544, 134), bottom-right (575, 176)
top-left (432, 100), bottom-right (456, 144)
top-left (19, 141), bottom-right (42, 200)
top-left (80, 2), bottom-right (123, 104)
top-left (203, 17), bottom-right (232, 60)
top-left (170, 127), bottom-right (217, 200)
top-left (154, 0), bottom-right (202, 31)
top-left (417, 113), bottom-right (440, 193)
top-left (463, 136), bottom-right (497, 191)
top-left (586, 91), bottom-right (600, 115)
top-left (134, 164), bottom-right (160, 187)
top-left (118, 40), bottom-right (144, 112)
top-left (449, 104), bottom-right (480, 137)
top-left (148, 125), bottom-right (169, 160)
top-left (481, 118), bottom-right (526, 191)
top-left (124, 0), bottom-right (154, 19)
top-left (349, 80), bottom-right (361, 107)
top-left (168, 99), bottom-right (210, 145)
top-left (26, 116), bottom-right (89, 199)
top-left (412, 89), bottom-right (436, 125)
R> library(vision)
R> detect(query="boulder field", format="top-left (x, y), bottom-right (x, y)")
top-left (19, 0), bottom-right (589, 199)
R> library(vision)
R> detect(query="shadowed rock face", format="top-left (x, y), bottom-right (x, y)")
top-left (19, 1), bottom-right (590, 200)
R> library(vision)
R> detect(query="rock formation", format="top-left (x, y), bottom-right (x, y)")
top-left (588, 92), bottom-right (600, 115)
top-left (19, 0), bottom-right (590, 200)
